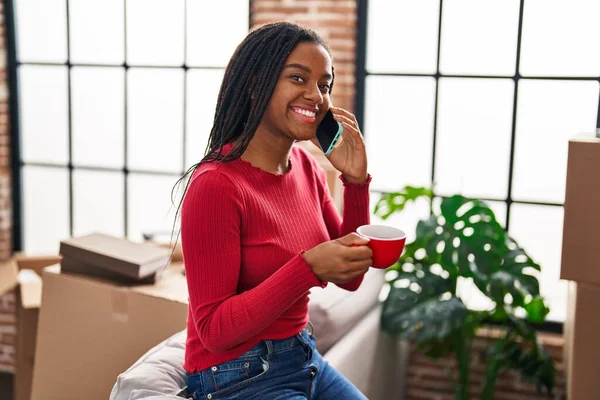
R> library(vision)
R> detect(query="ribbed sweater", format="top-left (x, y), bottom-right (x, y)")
top-left (181, 144), bottom-right (371, 373)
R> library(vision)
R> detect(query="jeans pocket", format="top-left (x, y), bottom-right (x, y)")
top-left (211, 361), bottom-right (250, 389)
top-left (205, 355), bottom-right (268, 398)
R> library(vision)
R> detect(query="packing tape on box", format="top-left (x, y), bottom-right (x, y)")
top-left (111, 289), bottom-right (129, 323)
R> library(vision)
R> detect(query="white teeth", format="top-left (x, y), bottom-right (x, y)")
top-left (293, 108), bottom-right (316, 118)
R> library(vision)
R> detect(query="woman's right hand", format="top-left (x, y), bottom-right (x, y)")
top-left (302, 233), bottom-right (373, 284)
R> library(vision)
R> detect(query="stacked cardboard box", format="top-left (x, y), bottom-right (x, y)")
top-left (30, 259), bottom-right (188, 400)
top-left (0, 234), bottom-right (183, 400)
top-left (0, 255), bottom-right (62, 400)
top-left (560, 136), bottom-right (600, 400)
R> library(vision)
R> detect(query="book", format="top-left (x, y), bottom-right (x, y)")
top-left (60, 256), bottom-right (158, 284)
top-left (59, 233), bottom-right (170, 280)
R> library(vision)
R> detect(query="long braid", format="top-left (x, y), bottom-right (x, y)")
top-left (168, 22), bottom-right (335, 252)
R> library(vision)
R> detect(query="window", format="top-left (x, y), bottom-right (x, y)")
top-left (8, 0), bottom-right (250, 253)
top-left (357, 0), bottom-right (600, 323)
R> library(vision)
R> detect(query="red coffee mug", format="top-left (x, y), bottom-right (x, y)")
top-left (356, 224), bottom-right (407, 269)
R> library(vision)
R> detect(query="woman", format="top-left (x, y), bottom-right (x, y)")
top-left (179, 21), bottom-right (373, 399)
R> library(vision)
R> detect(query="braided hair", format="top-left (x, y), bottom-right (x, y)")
top-left (170, 22), bottom-right (335, 242)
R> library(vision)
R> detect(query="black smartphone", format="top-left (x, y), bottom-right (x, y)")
top-left (315, 109), bottom-right (344, 155)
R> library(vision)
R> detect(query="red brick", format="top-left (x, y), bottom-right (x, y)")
top-left (317, 6), bottom-right (356, 14)
top-left (253, 5), bottom-right (309, 14)
top-left (329, 30), bottom-right (354, 41)
top-left (316, 16), bottom-right (356, 25)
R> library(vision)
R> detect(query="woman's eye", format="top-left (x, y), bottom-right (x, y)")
top-left (319, 84), bottom-right (331, 92)
top-left (291, 75), bottom-right (305, 83)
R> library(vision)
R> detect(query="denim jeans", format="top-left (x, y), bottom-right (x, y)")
top-left (185, 328), bottom-right (367, 399)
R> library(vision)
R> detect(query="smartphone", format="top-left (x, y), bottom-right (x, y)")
top-left (315, 109), bottom-right (344, 156)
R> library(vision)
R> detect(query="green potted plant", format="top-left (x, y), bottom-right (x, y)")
top-left (374, 187), bottom-right (556, 400)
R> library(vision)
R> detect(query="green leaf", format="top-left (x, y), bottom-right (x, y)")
top-left (440, 195), bottom-right (472, 224)
top-left (488, 305), bottom-right (509, 322)
top-left (382, 290), bottom-right (468, 344)
top-left (374, 186), bottom-right (433, 220)
top-left (505, 341), bottom-right (556, 394)
top-left (506, 313), bottom-right (535, 341)
top-left (416, 215), bottom-right (438, 239)
top-left (415, 336), bottom-right (455, 359)
top-left (488, 271), bottom-right (528, 308)
top-left (524, 296), bottom-right (550, 323)
top-left (413, 196), bottom-right (508, 283)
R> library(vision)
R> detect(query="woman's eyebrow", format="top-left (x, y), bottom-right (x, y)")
top-left (282, 63), bottom-right (333, 80)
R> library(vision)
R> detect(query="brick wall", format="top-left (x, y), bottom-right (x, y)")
top-left (0, 0), bottom-right (15, 374)
top-left (407, 330), bottom-right (566, 400)
top-left (0, 0), bottom-right (10, 261)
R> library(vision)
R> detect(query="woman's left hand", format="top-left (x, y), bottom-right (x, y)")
top-left (311, 107), bottom-right (368, 183)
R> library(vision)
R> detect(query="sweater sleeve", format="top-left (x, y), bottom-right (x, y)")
top-left (181, 170), bottom-right (325, 353)
top-left (318, 167), bottom-right (372, 291)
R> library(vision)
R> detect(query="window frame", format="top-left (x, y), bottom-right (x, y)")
top-left (354, 0), bottom-right (600, 333)
top-left (5, 0), bottom-right (252, 251)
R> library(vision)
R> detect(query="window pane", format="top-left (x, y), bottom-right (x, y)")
top-left (512, 80), bottom-right (599, 203)
top-left (73, 169), bottom-right (124, 237)
top-left (127, 173), bottom-right (180, 242)
top-left (457, 277), bottom-right (495, 312)
top-left (520, 0), bottom-right (600, 77)
top-left (15, 0), bottom-right (67, 63)
top-left (69, 0), bottom-right (124, 64)
top-left (365, 76), bottom-right (436, 192)
top-left (187, 0), bottom-right (249, 67)
top-left (127, 69), bottom-right (184, 173)
top-left (23, 166), bottom-right (69, 254)
top-left (126, 0), bottom-right (184, 66)
top-left (370, 192), bottom-right (431, 244)
top-left (508, 204), bottom-right (566, 322)
top-left (186, 69), bottom-right (224, 169)
top-left (435, 78), bottom-right (514, 199)
top-left (71, 67), bottom-right (124, 168)
top-left (367, 0), bottom-right (440, 74)
top-left (19, 66), bottom-right (69, 164)
top-left (487, 200), bottom-right (507, 229)
top-left (440, 0), bottom-right (519, 76)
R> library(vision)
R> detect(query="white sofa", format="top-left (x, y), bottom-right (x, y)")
top-left (110, 268), bottom-right (408, 400)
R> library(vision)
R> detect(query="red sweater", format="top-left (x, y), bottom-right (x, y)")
top-left (181, 144), bottom-right (371, 373)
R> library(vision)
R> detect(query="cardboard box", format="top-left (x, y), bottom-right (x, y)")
top-left (30, 262), bottom-right (188, 400)
top-left (561, 137), bottom-right (600, 285)
top-left (564, 281), bottom-right (600, 400)
top-left (0, 255), bottom-right (62, 400)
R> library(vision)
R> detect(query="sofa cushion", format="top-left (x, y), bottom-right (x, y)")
top-left (110, 330), bottom-right (188, 400)
top-left (309, 267), bottom-right (385, 353)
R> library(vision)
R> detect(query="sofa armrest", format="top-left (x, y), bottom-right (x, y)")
top-left (310, 268), bottom-right (385, 353)
top-left (322, 305), bottom-right (409, 400)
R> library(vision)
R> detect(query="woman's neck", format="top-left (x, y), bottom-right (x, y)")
top-left (241, 129), bottom-right (295, 175)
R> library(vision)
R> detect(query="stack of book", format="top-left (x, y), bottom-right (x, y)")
top-left (59, 233), bottom-right (171, 284)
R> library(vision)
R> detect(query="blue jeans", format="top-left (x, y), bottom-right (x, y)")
top-left (185, 328), bottom-right (367, 399)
